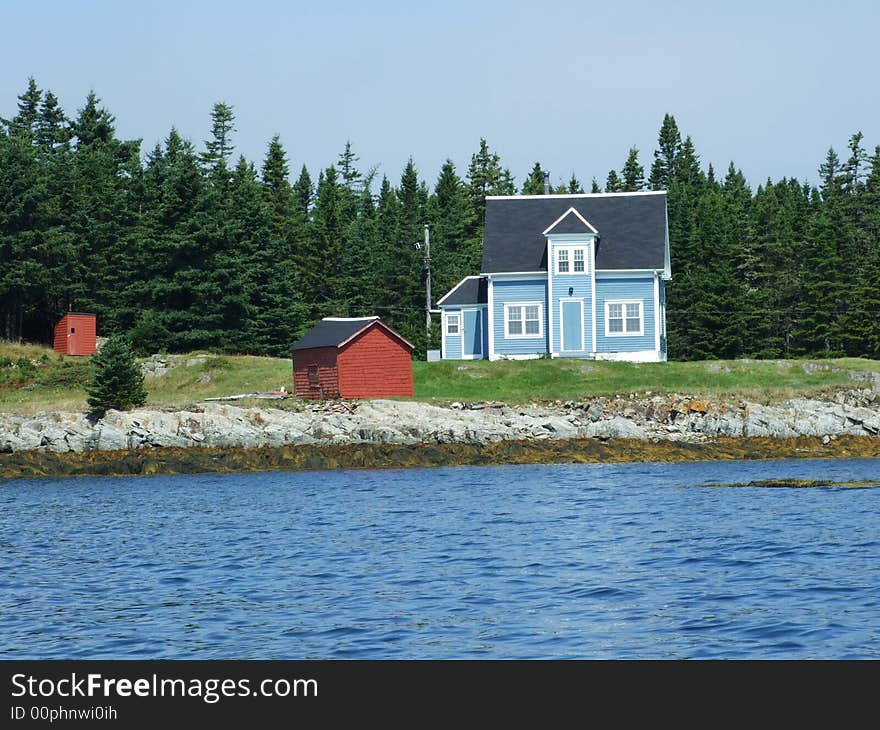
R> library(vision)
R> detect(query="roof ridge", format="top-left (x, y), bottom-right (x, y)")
top-left (487, 190), bottom-right (666, 200)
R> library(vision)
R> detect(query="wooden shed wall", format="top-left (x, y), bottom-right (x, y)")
top-left (337, 326), bottom-right (414, 398)
top-left (53, 314), bottom-right (97, 356)
top-left (293, 346), bottom-right (339, 399)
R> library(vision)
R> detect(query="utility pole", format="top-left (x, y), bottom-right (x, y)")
top-left (423, 224), bottom-right (431, 336)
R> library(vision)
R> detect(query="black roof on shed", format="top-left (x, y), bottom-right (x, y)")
top-left (291, 317), bottom-right (413, 352)
top-left (437, 277), bottom-right (488, 306)
top-left (481, 192), bottom-right (668, 273)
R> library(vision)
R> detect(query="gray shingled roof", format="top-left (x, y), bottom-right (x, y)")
top-left (437, 277), bottom-right (488, 306)
top-left (291, 317), bottom-right (379, 351)
top-left (481, 192), bottom-right (667, 273)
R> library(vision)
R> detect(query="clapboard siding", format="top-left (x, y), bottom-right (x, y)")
top-left (337, 326), bottom-right (413, 398)
top-left (492, 278), bottom-right (549, 356)
top-left (595, 276), bottom-right (656, 353)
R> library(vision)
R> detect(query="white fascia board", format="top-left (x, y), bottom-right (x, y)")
top-left (595, 269), bottom-right (663, 279)
top-left (542, 207), bottom-right (598, 236)
top-left (482, 271), bottom-right (548, 278)
top-left (547, 238), bottom-right (554, 352)
top-left (435, 275), bottom-right (483, 306)
top-left (590, 241), bottom-right (597, 353)
top-left (486, 190), bottom-right (667, 201)
top-left (654, 273), bottom-right (661, 352)
top-left (487, 276), bottom-right (495, 359)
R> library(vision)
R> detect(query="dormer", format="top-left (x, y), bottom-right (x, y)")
top-left (543, 207), bottom-right (597, 276)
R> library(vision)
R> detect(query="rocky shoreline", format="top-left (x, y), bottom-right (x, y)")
top-left (1, 388), bottom-right (879, 478)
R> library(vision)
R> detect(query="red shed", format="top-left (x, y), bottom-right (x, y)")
top-left (291, 316), bottom-right (414, 399)
top-left (53, 313), bottom-right (97, 356)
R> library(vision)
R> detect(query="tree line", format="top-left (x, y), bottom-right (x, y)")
top-left (1, 78), bottom-right (878, 360)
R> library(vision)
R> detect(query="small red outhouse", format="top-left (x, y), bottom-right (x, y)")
top-left (53, 313), bottom-right (97, 356)
top-left (291, 316), bottom-right (414, 399)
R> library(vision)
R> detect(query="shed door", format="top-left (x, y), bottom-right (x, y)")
top-left (463, 309), bottom-right (482, 357)
top-left (68, 324), bottom-right (79, 356)
top-left (561, 300), bottom-right (583, 352)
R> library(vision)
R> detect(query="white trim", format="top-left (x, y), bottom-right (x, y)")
top-left (461, 306), bottom-right (483, 356)
top-left (653, 274), bottom-right (661, 353)
top-left (503, 301), bottom-right (544, 339)
top-left (559, 297), bottom-right (585, 352)
top-left (596, 269), bottom-right (662, 276)
top-left (482, 271), bottom-right (548, 280)
top-left (553, 244), bottom-right (589, 276)
top-left (542, 206), bottom-right (598, 236)
top-left (436, 275), bottom-right (484, 306)
top-left (487, 276), bottom-right (495, 359)
top-left (605, 299), bottom-right (644, 337)
top-left (323, 316), bottom-right (379, 322)
top-left (443, 311), bottom-right (461, 337)
top-left (590, 241), bottom-right (597, 353)
top-left (663, 201), bottom-right (672, 280)
top-left (486, 191), bottom-right (667, 200)
top-left (546, 239), bottom-right (554, 351)
top-left (594, 349), bottom-right (664, 363)
top-left (489, 353), bottom-right (543, 361)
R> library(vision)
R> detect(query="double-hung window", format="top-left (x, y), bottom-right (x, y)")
top-left (605, 300), bottom-right (643, 336)
top-left (445, 312), bottom-right (460, 336)
top-left (555, 246), bottom-right (588, 275)
top-left (505, 303), bottom-right (543, 338)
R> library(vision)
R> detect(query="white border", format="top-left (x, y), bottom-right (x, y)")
top-left (653, 274), bottom-right (661, 353)
top-left (590, 241), bottom-right (597, 353)
top-left (444, 311), bottom-right (461, 337)
top-left (503, 301), bottom-right (544, 339)
top-left (604, 299), bottom-right (644, 337)
top-left (542, 206), bottom-right (599, 236)
top-left (559, 297), bottom-right (585, 352)
top-left (436, 275), bottom-right (484, 306)
top-left (554, 245), bottom-right (589, 276)
top-left (461, 307), bottom-right (483, 357)
top-left (486, 190), bottom-right (666, 200)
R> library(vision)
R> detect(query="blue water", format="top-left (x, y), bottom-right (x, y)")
top-left (1, 458), bottom-right (879, 659)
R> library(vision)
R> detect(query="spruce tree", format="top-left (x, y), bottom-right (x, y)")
top-left (521, 162), bottom-right (547, 194)
top-left (621, 147), bottom-right (645, 191)
top-left (649, 113), bottom-right (680, 190)
top-left (605, 169), bottom-right (622, 192)
top-left (567, 174), bottom-right (584, 194)
top-left (86, 335), bottom-right (147, 418)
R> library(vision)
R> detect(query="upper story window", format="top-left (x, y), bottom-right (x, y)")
top-left (605, 300), bottom-right (643, 337)
top-left (555, 245), bottom-right (588, 275)
top-left (445, 312), bottom-right (460, 336)
top-left (505, 302), bottom-right (543, 338)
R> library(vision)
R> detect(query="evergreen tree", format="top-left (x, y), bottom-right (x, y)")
top-left (521, 162), bottom-right (547, 194)
top-left (567, 174), bottom-right (584, 194)
top-left (605, 169), bottom-right (622, 193)
top-left (201, 102), bottom-right (236, 176)
top-left (86, 335), bottom-right (147, 418)
top-left (621, 147), bottom-right (645, 191)
top-left (590, 178), bottom-right (601, 193)
top-left (649, 113), bottom-right (681, 190)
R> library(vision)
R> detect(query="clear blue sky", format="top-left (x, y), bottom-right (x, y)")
top-left (2, 0), bottom-right (878, 190)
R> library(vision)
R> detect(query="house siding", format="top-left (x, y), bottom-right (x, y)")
top-left (595, 276), bottom-right (656, 353)
top-left (442, 307), bottom-right (463, 359)
top-left (492, 278), bottom-right (549, 357)
top-left (337, 326), bottom-right (414, 398)
top-left (548, 241), bottom-right (593, 354)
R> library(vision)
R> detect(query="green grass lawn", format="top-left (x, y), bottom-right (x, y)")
top-left (1, 340), bottom-right (878, 414)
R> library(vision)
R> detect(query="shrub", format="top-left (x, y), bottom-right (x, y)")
top-left (86, 335), bottom-right (147, 419)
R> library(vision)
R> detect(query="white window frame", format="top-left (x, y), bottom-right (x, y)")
top-left (555, 245), bottom-right (589, 275)
top-left (605, 299), bottom-right (644, 337)
top-left (504, 301), bottom-right (544, 339)
top-left (444, 312), bottom-right (461, 336)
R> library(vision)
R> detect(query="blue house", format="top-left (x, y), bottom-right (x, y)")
top-left (437, 191), bottom-right (671, 362)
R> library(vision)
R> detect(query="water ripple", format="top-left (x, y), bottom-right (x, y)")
top-left (1, 457), bottom-right (880, 658)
